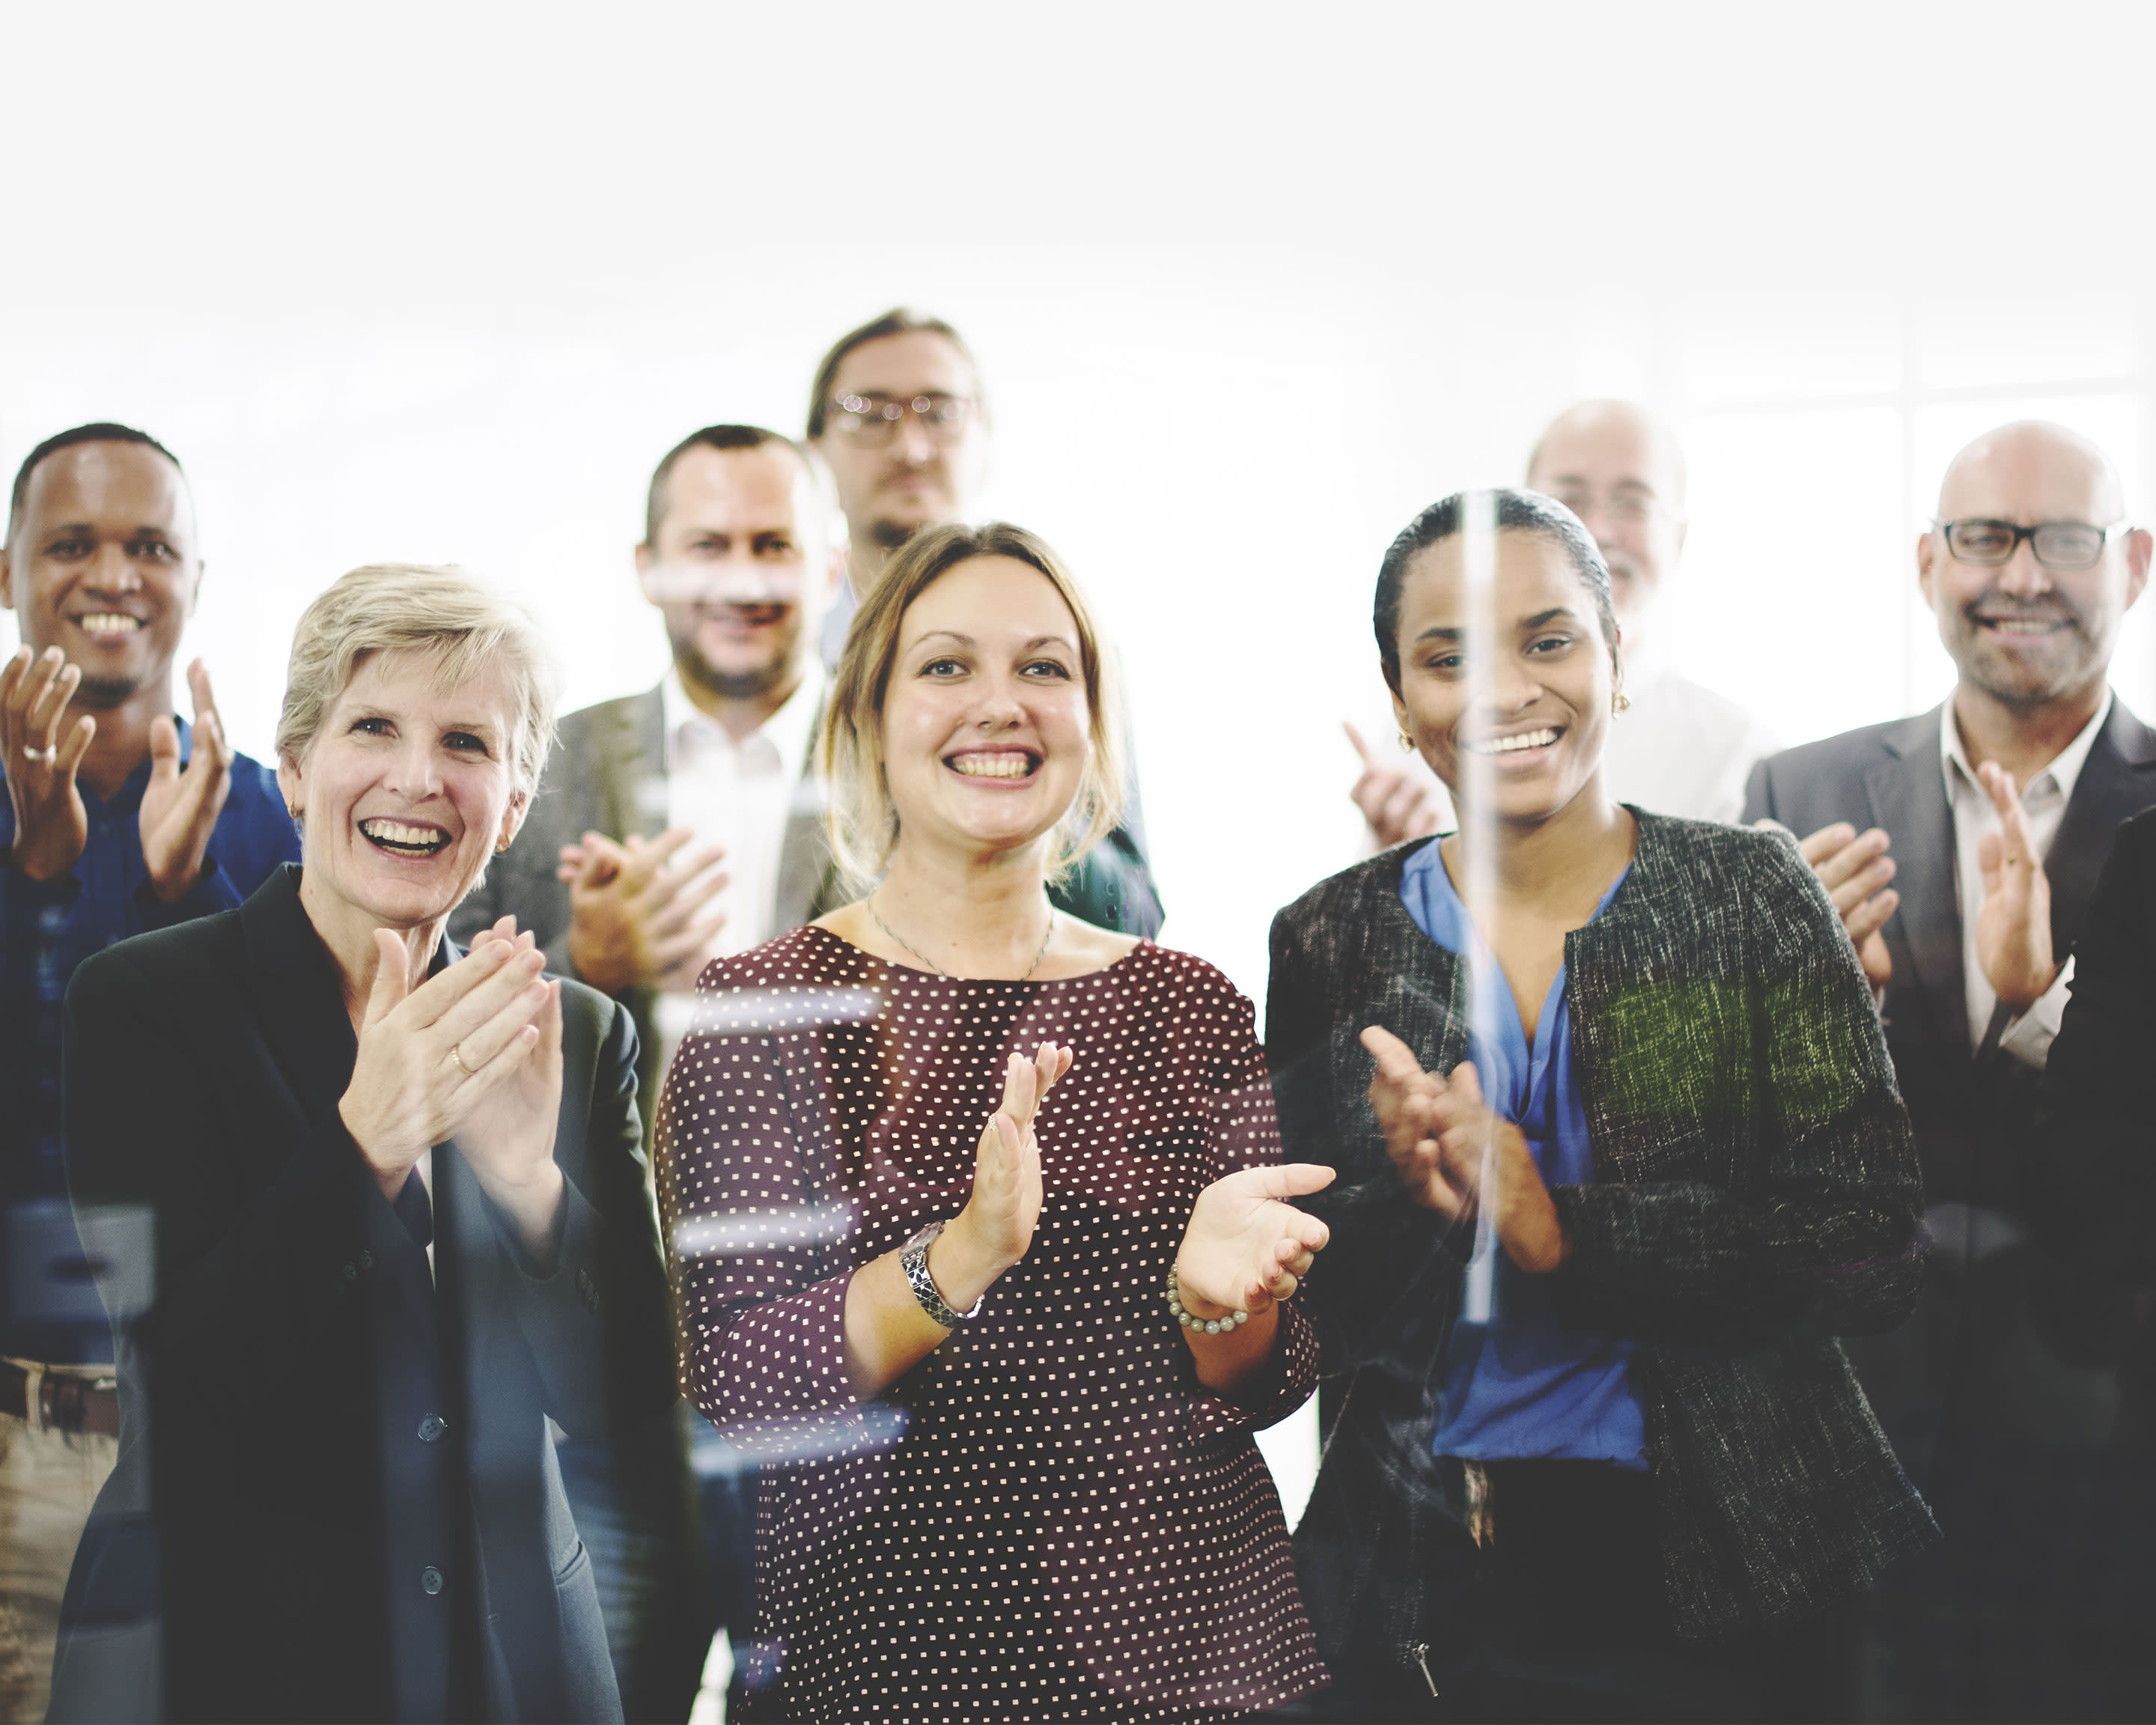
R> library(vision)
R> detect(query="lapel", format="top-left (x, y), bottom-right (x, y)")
top-left (595, 685), bottom-right (669, 845)
top-left (239, 864), bottom-right (364, 1146)
top-left (1863, 706), bottom-right (1970, 1065)
top-left (2044, 696), bottom-right (2156, 957)
top-left (772, 691), bottom-right (840, 934)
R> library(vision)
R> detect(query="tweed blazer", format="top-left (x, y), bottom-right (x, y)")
top-left (1267, 812), bottom-right (1937, 1679)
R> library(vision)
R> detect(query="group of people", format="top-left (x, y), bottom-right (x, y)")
top-left (0, 304), bottom-right (2151, 1725)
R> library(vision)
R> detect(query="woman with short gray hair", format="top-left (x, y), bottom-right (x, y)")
top-left (55, 564), bottom-right (674, 1723)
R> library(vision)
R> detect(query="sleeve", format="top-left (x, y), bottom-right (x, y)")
top-left (492, 994), bottom-right (677, 1438)
top-left (654, 993), bottom-right (863, 1449)
top-left (1053, 823), bottom-right (1165, 939)
top-left (1265, 907), bottom-right (1461, 1375)
top-left (1739, 752), bottom-right (1778, 827)
top-left (2030, 819), bottom-right (2156, 1280)
top-left (1999, 954), bottom-right (2074, 1069)
top-left (132, 854), bottom-right (246, 931)
top-left (64, 950), bottom-right (377, 1424)
top-left (1182, 984), bottom-right (1318, 1434)
top-left (1546, 833), bottom-right (1926, 1347)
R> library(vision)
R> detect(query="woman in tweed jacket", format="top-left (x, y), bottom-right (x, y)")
top-left (1270, 490), bottom-right (1936, 1721)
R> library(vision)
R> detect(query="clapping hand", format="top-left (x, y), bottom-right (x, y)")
top-left (561, 828), bottom-right (730, 995)
top-left (1173, 1163), bottom-right (1334, 1318)
top-left (338, 920), bottom-right (555, 1207)
top-left (1974, 760), bottom-right (2057, 1010)
top-left (1, 646), bottom-right (95, 881)
top-left (141, 659), bottom-right (233, 903)
top-left (1770, 820), bottom-right (1897, 989)
top-left (1362, 1026), bottom-right (1568, 1274)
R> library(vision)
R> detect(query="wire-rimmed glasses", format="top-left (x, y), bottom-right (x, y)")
top-left (825, 392), bottom-right (975, 448)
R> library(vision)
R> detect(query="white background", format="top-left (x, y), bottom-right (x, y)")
top-left (9, 0), bottom-right (2156, 1542)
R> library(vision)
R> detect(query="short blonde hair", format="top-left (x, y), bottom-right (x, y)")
top-left (277, 563), bottom-right (558, 796)
top-left (822, 522), bottom-right (1125, 888)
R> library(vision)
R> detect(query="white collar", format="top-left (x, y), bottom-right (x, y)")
top-left (660, 664), bottom-right (824, 782)
top-left (1939, 688), bottom-right (2113, 803)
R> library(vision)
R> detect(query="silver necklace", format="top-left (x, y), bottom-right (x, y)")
top-left (867, 892), bottom-right (1056, 982)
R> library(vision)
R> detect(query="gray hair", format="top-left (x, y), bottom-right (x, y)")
top-left (276, 564), bottom-right (558, 797)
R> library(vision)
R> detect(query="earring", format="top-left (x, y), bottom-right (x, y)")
top-left (1613, 692), bottom-right (1631, 715)
top-left (285, 803), bottom-right (302, 821)
top-left (495, 836), bottom-right (512, 854)
top-left (1397, 731), bottom-right (1416, 751)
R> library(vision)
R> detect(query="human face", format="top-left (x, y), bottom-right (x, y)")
top-left (638, 443), bottom-right (832, 702)
top-left (1528, 406), bottom-right (1686, 629)
top-left (1391, 532), bottom-right (1616, 824)
top-left (814, 332), bottom-right (987, 573)
top-left (0, 441), bottom-right (199, 709)
top-left (279, 650), bottom-right (527, 937)
top-left (1919, 428), bottom-right (2150, 714)
top-left (880, 556), bottom-right (1090, 865)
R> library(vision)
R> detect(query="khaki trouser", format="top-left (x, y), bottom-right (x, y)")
top-left (0, 1385), bottom-right (118, 1725)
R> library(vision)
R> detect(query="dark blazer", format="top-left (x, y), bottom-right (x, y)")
top-left (52, 865), bottom-right (675, 1723)
top-left (1267, 815), bottom-right (1935, 1700)
top-left (452, 684), bottom-right (850, 1151)
top-left (1742, 697), bottom-right (2156, 1479)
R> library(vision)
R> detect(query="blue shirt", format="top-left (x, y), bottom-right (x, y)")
top-left (0, 719), bottom-right (299, 1362)
top-left (1399, 839), bottom-right (1649, 1470)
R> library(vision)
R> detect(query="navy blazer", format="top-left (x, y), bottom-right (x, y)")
top-left (52, 865), bottom-right (675, 1723)
top-left (1743, 696), bottom-right (2156, 1481)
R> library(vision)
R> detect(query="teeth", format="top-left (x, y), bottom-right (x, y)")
top-left (1465, 728), bottom-right (1559, 755)
top-left (950, 752), bottom-right (1034, 779)
top-left (360, 818), bottom-right (448, 851)
top-left (1985, 618), bottom-right (2058, 633)
top-left (76, 614), bottom-right (142, 633)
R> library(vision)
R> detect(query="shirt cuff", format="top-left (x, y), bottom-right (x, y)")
top-left (2000, 954), bottom-right (2076, 1070)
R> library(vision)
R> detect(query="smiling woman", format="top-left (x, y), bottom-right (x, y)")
top-left (657, 522), bottom-right (1334, 1721)
top-left (53, 562), bottom-right (676, 1723)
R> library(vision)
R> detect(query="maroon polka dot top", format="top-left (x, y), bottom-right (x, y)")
top-left (657, 925), bottom-right (1327, 1722)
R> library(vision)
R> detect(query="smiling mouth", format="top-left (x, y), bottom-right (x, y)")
top-left (359, 818), bottom-right (451, 857)
top-left (73, 613), bottom-right (145, 639)
top-left (945, 749), bottom-right (1040, 780)
top-left (1974, 615), bottom-right (2070, 636)
top-left (1463, 726), bottom-right (1562, 756)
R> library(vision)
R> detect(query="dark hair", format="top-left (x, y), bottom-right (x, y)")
top-left (805, 308), bottom-right (984, 439)
top-left (1374, 488), bottom-right (1618, 692)
top-left (643, 423), bottom-right (813, 547)
top-left (7, 422), bottom-right (184, 549)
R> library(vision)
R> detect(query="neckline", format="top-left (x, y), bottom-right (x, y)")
top-left (796, 919), bottom-right (1154, 986)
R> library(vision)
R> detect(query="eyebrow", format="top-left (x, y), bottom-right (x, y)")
top-left (1413, 607), bottom-right (1580, 643)
top-left (912, 631), bottom-right (1077, 652)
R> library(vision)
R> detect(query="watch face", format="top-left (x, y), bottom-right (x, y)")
top-left (904, 1219), bottom-right (947, 1256)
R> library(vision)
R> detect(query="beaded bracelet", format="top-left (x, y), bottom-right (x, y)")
top-left (1166, 1263), bottom-right (1249, 1335)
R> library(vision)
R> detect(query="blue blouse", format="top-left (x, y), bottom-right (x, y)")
top-left (1398, 839), bottom-right (1648, 1470)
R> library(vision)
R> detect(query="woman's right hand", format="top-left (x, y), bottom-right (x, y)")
top-left (338, 925), bottom-right (554, 1200)
top-left (931, 1041), bottom-right (1074, 1309)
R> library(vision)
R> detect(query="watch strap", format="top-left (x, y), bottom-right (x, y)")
top-left (901, 1220), bottom-right (982, 1328)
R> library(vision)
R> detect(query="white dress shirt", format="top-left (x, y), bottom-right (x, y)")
top-left (1603, 658), bottom-right (1779, 825)
top-left (1940, 693), bottom-right (2110, 1069)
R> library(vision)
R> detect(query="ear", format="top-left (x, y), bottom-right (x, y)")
top-left (2124, 528), bottom-right (2152, 611)
top-left (634, 542), bottom-right (661, 608)
top-left (0, 543), bottom-right (13, 611)
top-left (499, 788), bottom-right (531, 851)
top-left (275, 752), bottom-right (305, 824)
top-left (1916, 529), bottom-right (1938, 608)
top-left (1389, 684), bottom-right (1413, 740)
top-left (1673, 517), bottom-right (1689, 559)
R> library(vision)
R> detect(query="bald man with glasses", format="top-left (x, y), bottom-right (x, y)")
top-left (1745, 420), bottom-right (2156, 1721)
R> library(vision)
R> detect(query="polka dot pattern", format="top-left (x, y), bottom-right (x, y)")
top-left (657, 926), bottom-right (1327, 1721)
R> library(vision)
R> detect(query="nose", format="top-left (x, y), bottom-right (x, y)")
top-left (1997, 539), bottom-right (2053, 600)
top-left (893, 414), bottom-right (937, 465)
top-left (972, 669), bottom-right (1026, 730)
top-left (1488, 650), bottom-right (1542, 713)
top-left (85, 544), bottom-right (143, 594)
top-left (383, 734), bottom-right (443, 800)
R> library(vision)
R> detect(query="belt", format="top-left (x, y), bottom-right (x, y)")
top-left (0, 1360), bottom-right (120, 1438)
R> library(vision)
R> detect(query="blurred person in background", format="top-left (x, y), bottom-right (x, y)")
top-left (453, 422), bottom-right (842, 1719)
top-left (2029, 805), bottom-right (2156, 1718)
top-left (1745, 419), bottom-right (2156, 1720)
top-left (1285, 490), bottom-right (1931, 1722)
top-left (658, 521), bottom-right (1330, 1721)
top-left (0, 423), bottom-right (297, 1724)
top-left (1348, 401), bottom-right (1776, 845)
top-left (806, 307), bottom-right (1166, 937)
top-left (52, 565), bottom-right (674, 1722)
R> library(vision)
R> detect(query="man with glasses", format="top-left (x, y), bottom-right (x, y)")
top-left (1348, 399), bottom-right (1776, 844)
top-left (808, 308), bottom-right (1165, 936)
top-left (1744, 419), bottom-right (2156, 1719)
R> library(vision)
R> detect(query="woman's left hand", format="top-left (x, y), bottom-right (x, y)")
top-left (1175, 1164), bottom-right (1335, 1317)
top-left (457, 915), bottom-right (568, 1265)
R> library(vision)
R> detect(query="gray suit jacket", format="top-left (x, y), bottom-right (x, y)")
top-left (1742, 696), bottom-right (2156, 1481)
top-left (453, 684), bottom-right (847, 1146)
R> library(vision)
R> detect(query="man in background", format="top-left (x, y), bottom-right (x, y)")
top-left (1746, 420), bottom-right (2156, 1719)
top-left (1349, 399), bottom-right (1776, 842)
top-left (807, 307), bottom-right (1166, 936)
top-left (0, 424), bottom-right (296, 1722)
top-left (454, 421), bottom-right (841, 1721)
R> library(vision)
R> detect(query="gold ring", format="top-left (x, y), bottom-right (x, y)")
top-left (451, 1042), bottom-right (474, 1077)
top-left (22, 744), bottom-right (55, 764)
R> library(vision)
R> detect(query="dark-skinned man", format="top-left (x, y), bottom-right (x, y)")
top-left (0, 423), bottom-right (296, 1723)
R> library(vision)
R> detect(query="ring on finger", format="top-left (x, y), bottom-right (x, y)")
top-left (21, 744), bottom-right (55, 764)
top-left (451, 1042), bottom-right (475, 1077)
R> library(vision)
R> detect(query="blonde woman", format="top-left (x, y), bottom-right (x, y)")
top-left (658, 522), bottom-right (1332, 1721)
top-left (55, 566), bottom-right (673, 1724)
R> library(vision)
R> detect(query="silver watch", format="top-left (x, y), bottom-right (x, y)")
top-left (901, 1220), bottom-right (983, 1329)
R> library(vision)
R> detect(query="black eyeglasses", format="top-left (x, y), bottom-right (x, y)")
top-left (824, 392), bottom-right (975, 448)
top-left (1934, 517), bottom-right (2134, 571)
